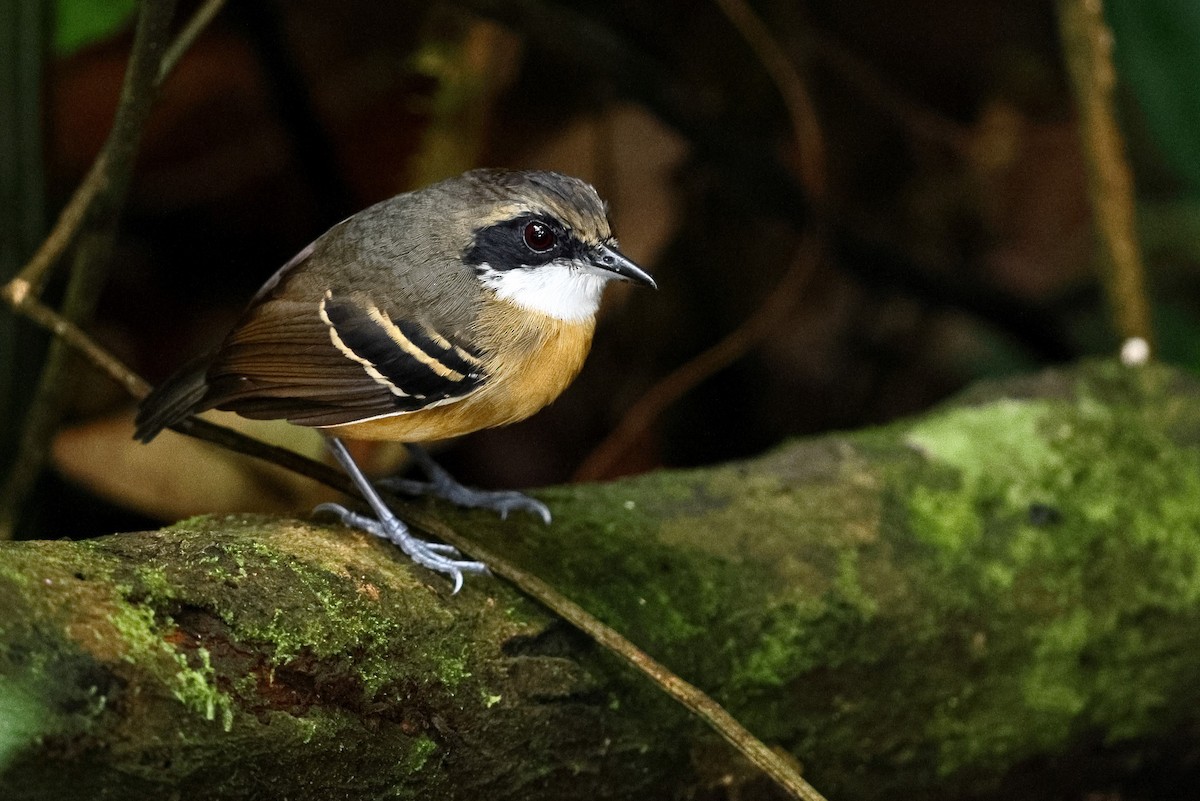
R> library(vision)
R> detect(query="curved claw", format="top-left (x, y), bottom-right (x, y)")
top-left (313, 502), bottom-right (487, 591)
top-left (490, 492), bottom-right (552, 524)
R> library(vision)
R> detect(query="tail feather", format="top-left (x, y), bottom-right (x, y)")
top-left (134, 353), bottom-right (215, 443)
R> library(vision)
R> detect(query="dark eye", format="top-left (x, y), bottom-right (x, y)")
top-left (522, 220), bottom-right (557, 253)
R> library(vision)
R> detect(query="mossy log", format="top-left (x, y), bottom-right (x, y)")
top-left (3, 361), bottom-right (1200, 800)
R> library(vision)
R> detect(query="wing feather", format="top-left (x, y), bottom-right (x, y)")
top-left (203, 292), bottom-right (487, 427)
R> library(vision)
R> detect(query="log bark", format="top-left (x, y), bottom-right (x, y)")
top-left (3, 360), bottom-right (1200, 800)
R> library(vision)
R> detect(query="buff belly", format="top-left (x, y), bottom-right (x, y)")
top-left (322, 306), bottom-right (596, 443)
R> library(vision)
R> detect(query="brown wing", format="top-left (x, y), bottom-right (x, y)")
top-left (137, 192), bottom-right (489, 437)
top-left (203, 289), bottom-right (488, 427)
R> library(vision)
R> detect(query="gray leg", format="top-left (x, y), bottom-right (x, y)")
top-left (377, 444), bottom-right (552, 524)
top-left (314, 438), bottom-right (488, 593)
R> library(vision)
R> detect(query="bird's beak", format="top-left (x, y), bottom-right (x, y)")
top-left (590, 244), bottom-right (657, 289)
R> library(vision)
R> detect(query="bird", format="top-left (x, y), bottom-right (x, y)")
top-left (134, 168), bottom-right (656, 592)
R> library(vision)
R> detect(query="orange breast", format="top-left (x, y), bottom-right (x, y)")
top-left (324, 302), bottom-right (596, 442)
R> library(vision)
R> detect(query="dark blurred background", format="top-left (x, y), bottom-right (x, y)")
top-left (4, 0), bottom-right (1200, 539)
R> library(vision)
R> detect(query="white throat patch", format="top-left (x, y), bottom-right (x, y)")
top-left (477, 261), bottom-right (611, 322)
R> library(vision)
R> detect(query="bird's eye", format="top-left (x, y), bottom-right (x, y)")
top-left (522, 220), bottom-right (556, 253)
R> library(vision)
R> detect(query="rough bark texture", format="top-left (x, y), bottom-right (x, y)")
top-left (3, 360), bottom-right (1200, 800)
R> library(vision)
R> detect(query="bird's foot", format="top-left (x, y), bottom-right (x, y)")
top-left (314, 502), bottom-right (489, 593)
top-left (378, 477), bottom-right (552, 522)
top-left (377, 445), bottom-right (552, 523)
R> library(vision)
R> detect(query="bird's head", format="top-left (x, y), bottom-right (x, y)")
top-left (444, 169), bottom-right (657, 322)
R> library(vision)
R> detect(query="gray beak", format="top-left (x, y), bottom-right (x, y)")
top-left (590, 244), bottom-right (657, 289)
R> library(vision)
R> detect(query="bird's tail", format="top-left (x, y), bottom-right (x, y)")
top-left (133, 353), bottom-right (214, 443)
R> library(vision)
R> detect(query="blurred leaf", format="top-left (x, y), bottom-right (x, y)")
top-left (408, 15), bottom-right (521, 186)
top-left (1137, 198), bottom-right (1200, 259)
top-left (51, 410), bottom-right (419, 522)
top-left (1154, 302), bottom-right (1200, 372)
top-left (1107, 1), bottom-right (1200, 194)
top-left (54, 0), bottom-right (136, 55)
top-left (51, 411), bottom-right (331, 520)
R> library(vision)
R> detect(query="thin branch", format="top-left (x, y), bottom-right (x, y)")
top-left (1, 0), bottom-right (222, 305)
top-left (158, 0), bottom-right (227, 86)
top-left (0, 0), bottom-right (226, 538)
top-left (711, 0), bottom-right (825, 197)
top-left (4, 0), bottom-right (175, 301)
top-left (179, 418), bottom-right (353, 493)
top-left (576, 0), bottom-right (827, 481)
top-left (0, 0), bottom-right (179, 537)
top-left (9, 295), bottom-right (151, 399)
top-left (1, 157), bottom-right (106, 309)
top-left (406, 509), bottom-right (831, 801)
top-left (0, 233), bottom-right (122, 536)
top-left (575, 236), bottom-right (818, 481)
top-left (1056, 0), bottom-right (1154, 349)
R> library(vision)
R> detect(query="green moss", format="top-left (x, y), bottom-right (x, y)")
top-left (1022, 609), bottom-right (1089, 717)
top-left (0, 679), bottom-right (47, 772)
top-left (405, 734), bottom-right (439, 773)
top-left (130, 563), bottom-right (176, 604)
top-left (833, 549), bottom-right (878, 618)
top-left (177, 647), bottom-right (235, 731)
top-left (521, 479), bottom-right (737, 649)
top-left (437, 647), bottom-right (471, 691)
top-left (885, 371), bottom-right (1200, 778)
top-left (89, 517), bottom-right (507, 749)
top-left (733, 596), bottom-right (832, 689)
top-left (905, 400), bottom-right (1058, 497)
top-left (106, 602), bottom-right (234, 731)
top-left (906, 483), bottom-right (983, 554)
top-left (8, 360), bottom-right (1200, 800)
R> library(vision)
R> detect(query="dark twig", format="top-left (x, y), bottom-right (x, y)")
top-left (0, 0), bottom-right (220, 310)
top-left (0, 0), bottom-right (227, 539)
top-left (5, 294), bottom-right (152, 400)
top-left (3, 0), bottom-right (177, 303)
top-left (0, 234), bottom-right (121, 536)
top-left (401, 507), bottom-right (830, 801)
top-left (576, 0), bottom-right (826, 484)
top-left (1056, 0), bottom-right (1154, 350)
top-left (158, 0), bottom-right (226, 86)
top-left (0, 0), bottom-right (180, 538)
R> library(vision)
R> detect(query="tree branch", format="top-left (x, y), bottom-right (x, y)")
top-left (1, 361), bottom-right (1194, 800)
